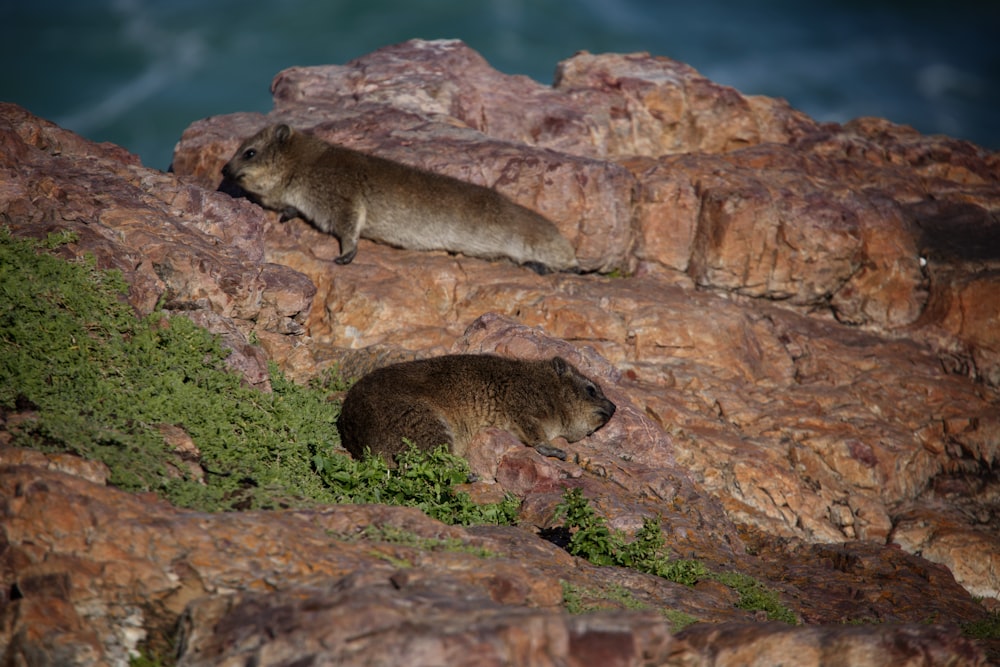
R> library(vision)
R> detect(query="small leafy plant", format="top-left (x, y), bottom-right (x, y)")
top-left (334, 523), bottom-right (497, 558)
top-left (313, 443), bottom-right (521, 526)
top-left (552, 486), bottom-right (626, 566)
top-left (551, 487), bottom-right (795, 623)
top-left (553, 487), bottom-right (706, 582)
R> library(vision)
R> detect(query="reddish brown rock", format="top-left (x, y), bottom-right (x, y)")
top-left (168, 40), bottom-right (999, 601)
top-left (265, 40), bottom-right (817, 160)
top-left (2, 39), bottom-right (1000, 665)
top-left (652, 148), bottom-right (928, 328)
top-left (675, 622), bottom-right (988, 667)
top-left (549, 50), bottom-right (819, 157)
top-left (177, 586), bottom-right (679, 667)
top-left (1, 461), bottom-right (990, 666)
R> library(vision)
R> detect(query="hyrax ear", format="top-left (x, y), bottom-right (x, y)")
top-left (275, 124), bottom-right (292, 143)
top-left (551, 356), bottom-right (569, 376)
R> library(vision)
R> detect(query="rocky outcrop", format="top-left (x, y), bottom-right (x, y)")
top-left (173, 38), bottom-right (999, 588)
top-left (2, 37), bottom-right (999, 665)
top-left (176, 39), bottom-right (999, 353)
top-left (0, 458), bottom-right (990, 666)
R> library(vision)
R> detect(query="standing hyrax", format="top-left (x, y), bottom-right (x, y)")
top-left (221, 124), bottom-right (580, 273)
top-left (336, 354), bottom-right (616, 464)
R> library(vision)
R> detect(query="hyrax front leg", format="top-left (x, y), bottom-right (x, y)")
top-left (516, 418), bottom-right (568, 461)
top-left (278, 206), bottom-right (303, 223)
top-left (331, 197), bottom-right (366, 265)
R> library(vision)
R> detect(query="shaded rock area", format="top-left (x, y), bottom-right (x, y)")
top-left (2, 37), bottom-right (999, 665)
top-left (0, 460), bottom-right (989, 666)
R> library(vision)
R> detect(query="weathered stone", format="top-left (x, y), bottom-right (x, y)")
top-left (0, 446), bottom-right (109, 486)
top-left (550, 50), bottom-right (819, 157)
top-left (176, 584), bottom-right (678, 667)
top-left (1, 463), bottom-right (991, 666)
top-left (3, 39), bottom-right (1000, 665)
top-left (675, 622), bottom-right (988, 667)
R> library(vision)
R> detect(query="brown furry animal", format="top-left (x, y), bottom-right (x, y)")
top-left (336, 354), bottom-right (616, 463)
top-left (221, 124), bottom-right (580, 274)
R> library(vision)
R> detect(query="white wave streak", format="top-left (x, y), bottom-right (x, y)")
top-left (57, 0), bottom-right (205, 132)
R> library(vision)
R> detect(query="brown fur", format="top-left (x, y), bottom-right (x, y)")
top-left (336, 354), bottom-right (616, 464)
top-left (221, 124), bottom-right (580, 273)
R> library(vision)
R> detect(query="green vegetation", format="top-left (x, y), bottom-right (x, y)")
top-left (553, 487), bottom-right (707, 583)
top-left (710, 571), bottom-right (797, 624)
top-left (314, 443), bottom-right (520, 526)
top-left (335, 523), bottom-right (497, 558)
top-left (129, 650), bottom-right (171, 667)
top-left (561, 580), bottom-right (647, 613)
top-left (552, 487), bottom-right (796, 624)
top-left (0, 228), bottom-right (515, 524)
top-left (962, 609), bottom-right (1000, 640)
top-left (560, 580), bottom-right (699, 631)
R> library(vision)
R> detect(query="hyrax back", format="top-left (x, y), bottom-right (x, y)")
top-left (221, 123), bottom-right (580, 273)
top-left (336, 354), bottom-right (616, 464)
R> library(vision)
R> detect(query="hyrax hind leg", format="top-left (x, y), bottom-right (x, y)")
top-left (378, 399), bottom-right (454, 462)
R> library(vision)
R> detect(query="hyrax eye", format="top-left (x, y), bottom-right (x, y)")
top-left (586, 384), bottom-right (598, 398)
top-left (242, 148), bottom-right (257, 160)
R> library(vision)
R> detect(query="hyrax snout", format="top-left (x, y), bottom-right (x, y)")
top-left (336, 354), bottom-right (616, 464)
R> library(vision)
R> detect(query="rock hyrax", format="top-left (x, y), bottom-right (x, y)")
top-left (337, 354), bottom-right (616, 464)
top-left (221, 124), bottom-right (580, 274)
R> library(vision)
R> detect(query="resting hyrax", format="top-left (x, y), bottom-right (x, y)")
top-left (336, 354), bottom-right (616, 464)
top-left (221, 124), bottom-right (580, 273)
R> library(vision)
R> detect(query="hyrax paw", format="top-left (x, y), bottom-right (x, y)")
top-left (534, 444), bottom-right (568, 460)
top-left (334, 249), bottom-right (357, 265)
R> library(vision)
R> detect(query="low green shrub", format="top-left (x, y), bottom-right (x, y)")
top-left (552, 487), bottom-right (795, 623)
top-left (313, 443), bottom-right (521, 525)
top-left (553, 487), bottom-right (707, 584)
top-left (962, 609), bottom-right (1000, 640)
top-left (0, 228), bottom-right (516, 524)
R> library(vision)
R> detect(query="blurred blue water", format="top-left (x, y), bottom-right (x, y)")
top-left (3, 0), bottom-right (998, 170)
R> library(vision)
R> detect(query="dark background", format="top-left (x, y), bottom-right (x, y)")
top-left (4, 0), bottom-right (997, 170)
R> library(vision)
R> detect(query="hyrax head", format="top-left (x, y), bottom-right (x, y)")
top-left (548, 356), bottom-right (616, 442)
top-left (221, 123), bottom-right (297, 202)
